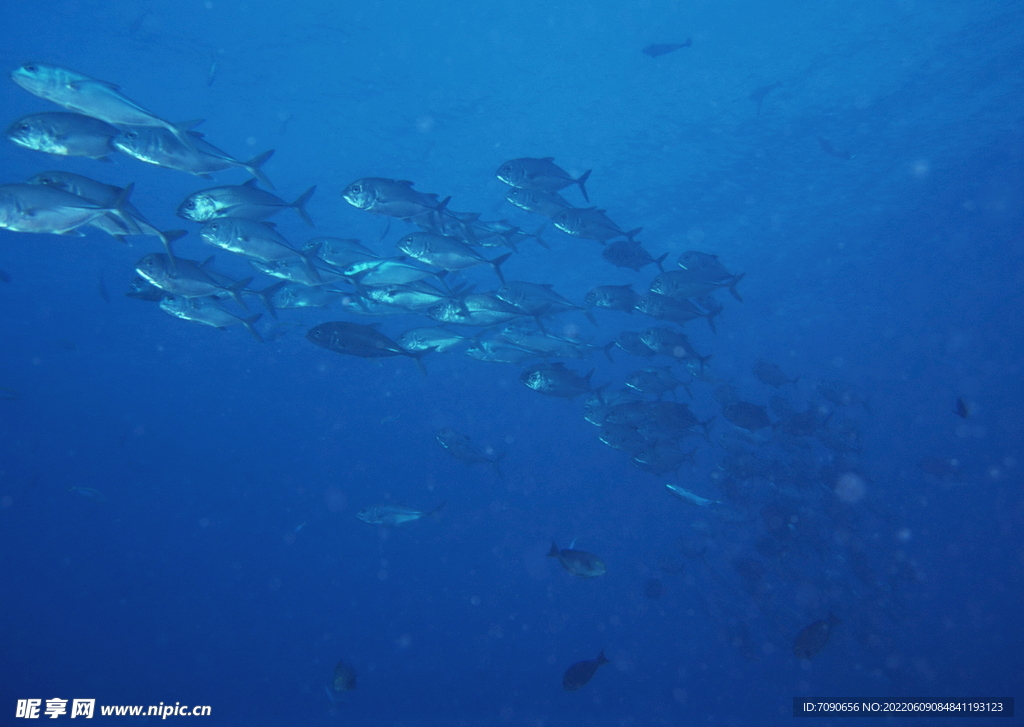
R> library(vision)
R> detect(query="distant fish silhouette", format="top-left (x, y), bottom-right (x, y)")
top-left (749, 81), bottom-right (781, 116)
top-left (642, 40), bottom-right (691, 57)
top-left (818, 136), bottom-right (852, 160)
top-left (953, 396), bottom-right (969, 419)
top-left (0, 268), bottom-right (10, 283)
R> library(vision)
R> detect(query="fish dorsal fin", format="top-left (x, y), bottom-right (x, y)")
top-left (200, 255), bottom-right (216, 268)
top-left (243, 178), bottom-right (260, 188)
top-left (541, 156), bottom-right (554, 162)
top-left (568, 538), bottom-right (577, 549)
top-left (397, 179), bottom-right (414, 186)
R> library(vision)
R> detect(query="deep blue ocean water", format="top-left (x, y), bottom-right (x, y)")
top-left (1, 1), bottom-right (1022, 725)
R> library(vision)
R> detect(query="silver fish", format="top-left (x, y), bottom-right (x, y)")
top-left (159, 295), bottom-right (262, 341)
top-left (6, 112), bottom-right (118, 160)
top-left (342, 177), bottom-right (448, 219)
top-left (0, 182), bottom-right (131, 236)
top-left (11, 63), bottom-right (184, 135)
top-left (553, 207), bottom-right (640, 243)
top-left (547, 540), bottom-right (606, 577)
top-left (356, 502), bottom-right (445, 526)
top-left (113, 127), bottom-right (274, 189)
top-left (177, 179), bottom-right (314, 225)
top-left (495, 158), bottom-right (591, 202)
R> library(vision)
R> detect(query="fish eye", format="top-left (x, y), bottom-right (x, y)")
top-left (23, 64), bottom-right (37, 73)
top-left (125, 130), bottom-right (137, 139)
top-left (351, 184), bottom-right (362, 193)
top-left (18, 123), bottom-right (30, 131)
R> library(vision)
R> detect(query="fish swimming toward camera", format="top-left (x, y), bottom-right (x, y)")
top-left (562, 649), bottom-right (609, 691)
top-left (953, 396), bottom-right (969, 419)
top-left (752, 360), bottom-right (798, 388)
top-left (793, 613), bottom-right (841, 659)
top-left (548, 540), bottom-right (606, 578)
top-left (520, 363), bottom-right (594, 398)
top-left (356, 502), bottom-right (445, 526)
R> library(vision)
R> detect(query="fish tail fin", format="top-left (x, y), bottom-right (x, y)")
top-left (532, 224), bottom-right (551, 249)
top-left (490, 252), bottom-right (512, 285)
top-left (654, 252), bottom-right (668, 272)
top-left (704, 310), bottom-right (718, 334)
top-left (576, 169), bottom-right (592, 202)
top-left (159, 229), bottom-right (187, 268)
top-left (729, 272), bottom-right (745, 302)
top-left (491, 452), bottom-right (506, 483)
top-left (548, 541), bottom-right (560, 557)
top-left (683, 37), bottom-right (692, 47)
top-left (229, 276), bottom-right (253, 311)
top-left (411, 351), bottom-right (428, 376)
top-left (245, 149), bottom-right (276, 190)
top-left (292, 185), bottom-right (316, 227)
top-left (256, 281), bottom-right (286, 319)
top-left (596, 649), bottom-right (609, 665)
top-left (601, 340), bottom-right (616, 363)
top-left (626, 227), bottom-right (643, 241)
top-left (241, 313), bottom-right (263, 343)
top-left (699, 416), bottom-right (716, 442)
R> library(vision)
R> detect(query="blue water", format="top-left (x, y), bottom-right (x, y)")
top-left (1, 1), bottom-right (1022, 725)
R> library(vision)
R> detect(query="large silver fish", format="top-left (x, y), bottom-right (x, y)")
top-left (495, 158), bottom-right (591, 202)
top-left (520, 363), bottom-right (593, 398)
top-left (159, 295), bottom-right (262, 341)
top-left (342, 178), bottom-right (448, 219)
top-left (6, 112), bottom-right (118, 160)
top-left (136, 253), bottom-right (250, 308)
top-left (0, 182), bottom-right (131, 236)
top-left (11, 63), bottom-right (183, 134)
top-left (177, 179), bottom-right (314, 225)
top-left (547, 540), bottom-right (606, 578)
top-left (113, 127), bottom-right (275, 189)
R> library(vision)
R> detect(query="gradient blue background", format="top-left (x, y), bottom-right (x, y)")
top-left (0, 1), bottom-right (1021, 725)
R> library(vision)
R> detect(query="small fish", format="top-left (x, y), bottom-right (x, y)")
top-left (67, 485), bottom-right (107, 502)
top-left (562, 649), bottom-right (609, 691)
top-left (356, 502), bottom-right (445, 526)
top-left (752, 360), bottom-right (798, 388)
top-left (642, 40), bottom-right (692, 57)
top-left (817, 136), bottom-right (852, 160)
top-left (0, 268), bottom-right (10, 283)
top-left (953, 397), bottom-right (969, 419)
top-left (436, 428), bottom-right (504, 479)
top-left (749, 81), bottom-right (781, 116)
top-left (331, 660), bottom-right (356, 692)
top-left (665, 483), bottom-right (721, 507)
top-left (0, 387), bottom-right (22, 400)
top-left (548, 540), bottom-right (606, 578)
top-left (793, 613), bottom-right (841, 659)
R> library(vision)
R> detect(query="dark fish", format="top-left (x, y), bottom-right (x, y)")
top-left (917, 456), bottom-right (964, 479)
top-left (752, 360), bottom-right (798, 388)
top-left (331, 660), bottom-right (357, 692)
top-left (562, 649), bottom-right (609, 691)
top-left (548, 540), bottom-right (606, 578)
top-left (817, 136), bottom-right (852, 160)
top-left (97, 274), bottom-right (110, 303)
top-left (721, 401), bottom-right (771, 431)
top-left (643, 578), bottom-right (665, 600)
top-left (0, 268), bottom-right (10, 283)
top-left (601, 240), bottom-right (666, 272)
top-left (793, 613), bottom-right (840, 659)
top-left (642, 40), bottom-right (691, 57)
top-left (612, 330), bottom-right (657, 358)
top-left (306, 322), bottom-right (426, 373)
top-left (0, 387), bottom-right (22, 400)
top-left (749, 81), bottom-right (781, 116)
top-left (436, 427), bottom-right (504, 479)
top-left (953, 397), bottom-right (969, 419)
